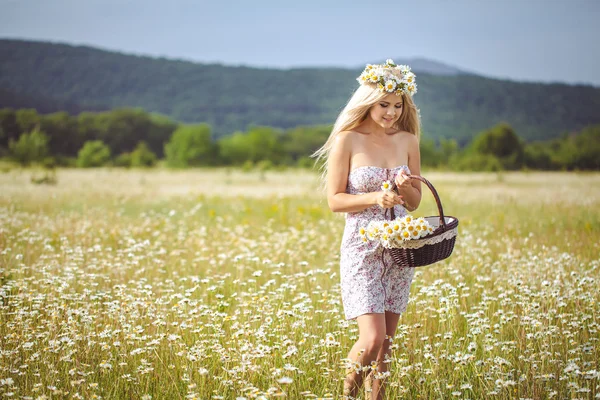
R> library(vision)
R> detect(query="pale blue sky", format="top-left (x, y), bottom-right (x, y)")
top-left (1, 0), bottom-right (599, 85)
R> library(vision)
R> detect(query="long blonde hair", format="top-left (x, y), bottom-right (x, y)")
top-left (311, 84), bottom-right (421, 187)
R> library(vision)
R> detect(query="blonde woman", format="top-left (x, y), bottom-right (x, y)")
top-left (313, 60), bottom-right (422, 399)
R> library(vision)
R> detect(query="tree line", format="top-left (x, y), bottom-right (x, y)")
top-left (1, 107), bottom-right (598, 171)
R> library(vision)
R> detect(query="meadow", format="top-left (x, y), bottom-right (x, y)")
top-left (1, 168), bottom-right (599, 399)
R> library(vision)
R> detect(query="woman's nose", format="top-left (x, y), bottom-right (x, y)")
top-left (387, 108), bottom-right (395, 115)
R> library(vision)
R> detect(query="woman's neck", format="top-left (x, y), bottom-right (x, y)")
top-left (356, 118), bottom-right (391, 138)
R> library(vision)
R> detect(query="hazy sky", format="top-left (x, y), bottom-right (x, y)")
top-left (1, 0), bottom-right (599, 86)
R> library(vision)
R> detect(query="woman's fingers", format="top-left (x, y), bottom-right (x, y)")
top-left (396, 172), bottom-right (412, 188)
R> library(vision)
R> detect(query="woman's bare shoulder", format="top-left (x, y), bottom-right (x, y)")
top-left (338, 129), bottom-right (360, 138)
top-left (394, 130), bottom-right (418, 142)
top-left (335, 130), bottom-right (360, 146)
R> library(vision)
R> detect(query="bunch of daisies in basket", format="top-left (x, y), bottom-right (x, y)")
top-left (358, 180), bottom-right (434, 248)
top-left (356, 58), bottom-right (417, 96)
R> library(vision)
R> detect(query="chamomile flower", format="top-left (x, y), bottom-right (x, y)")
top-left (398, 64), bottom-right (411, 75)
top-left (357, 72), bottom-right (370, 84)
top-left (407, 84), bottom-right (417, 95)
top-left (384, 80), bottom-right (397, 92)
top-left (381, 180), bottom-right (393, 192)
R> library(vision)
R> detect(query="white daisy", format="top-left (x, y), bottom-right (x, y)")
top-left (398, 65), bottom-right (411, 75)
top-left (407, 84), bottom-right (417, 96)
top-left (384, 80), bottom-right (397, 92)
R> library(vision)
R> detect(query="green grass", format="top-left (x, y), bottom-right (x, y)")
top-left (0, 168), bottom-right (599, 399)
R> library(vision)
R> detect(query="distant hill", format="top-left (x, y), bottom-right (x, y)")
top-left (362, 57), bottom-right (469, 76)
top-left (1, 39), bottom-right (600, 143)
top-left (0, 87), bottom-right (107, 114)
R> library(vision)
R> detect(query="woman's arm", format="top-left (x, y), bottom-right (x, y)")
top-left (327, 132), bottom-right (401, 213)
top-left (396, 134), bottom-right (422, 212)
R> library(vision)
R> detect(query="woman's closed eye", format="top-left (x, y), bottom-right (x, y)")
top-left (380, 103), bottom-right (403, 108)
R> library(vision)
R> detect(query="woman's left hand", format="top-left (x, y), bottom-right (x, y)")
top-left (394, 170), bottom-right (413, 195)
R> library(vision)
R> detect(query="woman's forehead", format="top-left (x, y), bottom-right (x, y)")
top-left (380, 93), bottom-right (403, 103)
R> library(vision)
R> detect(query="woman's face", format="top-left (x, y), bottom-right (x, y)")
top-left (368, 93), bottom-right (404, 128)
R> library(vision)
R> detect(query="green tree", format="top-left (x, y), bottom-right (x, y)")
top-left (114, 152), bottom-right (132, 168)
top-left (77, 140), bottom-right (111, 167)
top-left (164, 124), bottom-right (217, 167)
top-left (15, 109), bottom-right (40, 134)
top-left (0, 108), bottom-right (20, 148)
top-left (219, 126), bottom-right (284, 165)
top-left (470, 122), bottom-right (524, 169)
top-left (131, 141), bottom-right (157, 167)
top-left (281, 125), bottom-right (331, 164)
top-left (419, 138), bottom-right (441, 168)
top-left (41, 111), bottom-right (81, 156)
top-left (8, 128), bottom-right (49, 166)
top-left (439, 138), bottom-right (459, 166)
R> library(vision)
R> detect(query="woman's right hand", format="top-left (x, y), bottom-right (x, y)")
top-left (374, 191), bottom-right (404, 209)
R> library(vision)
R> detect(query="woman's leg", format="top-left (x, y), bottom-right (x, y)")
top-left (369, 311), bottom-right (401, 400)
top-left (343, 313), bottom-right (387, 399)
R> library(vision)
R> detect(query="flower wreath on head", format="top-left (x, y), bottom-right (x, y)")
top-left (356, 59), bottom-right (417, 96)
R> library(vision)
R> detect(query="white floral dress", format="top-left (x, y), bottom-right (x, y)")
top-left (339, 165), bottom-right (416, 320)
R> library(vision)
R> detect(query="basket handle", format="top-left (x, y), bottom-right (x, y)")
top-left (391, 174), bottom-right (447, 230)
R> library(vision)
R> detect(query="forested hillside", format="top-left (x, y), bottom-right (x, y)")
top-left (1, 39), bottom-right (600, 142)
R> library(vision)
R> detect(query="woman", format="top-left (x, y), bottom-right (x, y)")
top-left (313, 59), bottom-right (422, 399)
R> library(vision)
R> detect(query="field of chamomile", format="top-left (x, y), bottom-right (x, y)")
top-left (1, 168), bottom-right (599, 399)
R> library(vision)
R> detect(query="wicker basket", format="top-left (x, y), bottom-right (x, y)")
top-left (389, 175), bottom-right (458, 268)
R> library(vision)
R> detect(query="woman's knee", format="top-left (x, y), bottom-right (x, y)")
top-left (360, 332), bottom-right (386, 352)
